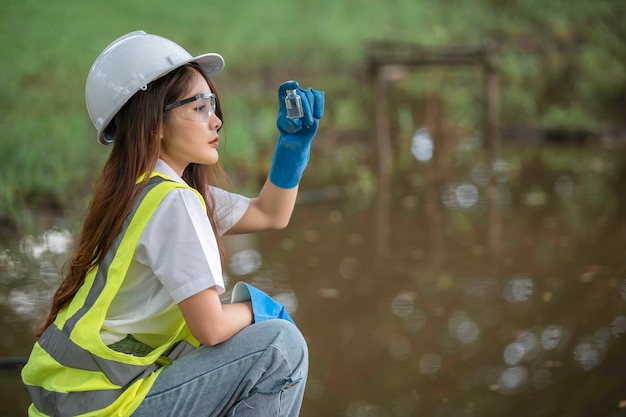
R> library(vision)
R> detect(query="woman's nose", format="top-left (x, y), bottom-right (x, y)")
top-left (210, 112), bottom-right (222, 131)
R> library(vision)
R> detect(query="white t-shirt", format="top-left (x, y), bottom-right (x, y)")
top-left (100, 160), bottom-right (250, 347)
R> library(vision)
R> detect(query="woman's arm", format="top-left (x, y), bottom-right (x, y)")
top-left (178, 287), bottom-right (253, 346)
top-left (226, 82), bottom-right (323, 235)
top-left (226, 179), bottom-right (298, 234)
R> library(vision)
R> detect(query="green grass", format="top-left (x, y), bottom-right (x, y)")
top-left (1, 0), bottom-right (624, 227)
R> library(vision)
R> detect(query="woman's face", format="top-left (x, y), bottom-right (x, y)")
top-left (160, 72), bottom-right (222, 176)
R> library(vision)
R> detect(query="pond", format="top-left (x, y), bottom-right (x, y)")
top-left (2, 141), bottom-right (626, 417)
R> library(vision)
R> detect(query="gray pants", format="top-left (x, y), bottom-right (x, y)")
top-left (130, 319), bottom-right (308, 417)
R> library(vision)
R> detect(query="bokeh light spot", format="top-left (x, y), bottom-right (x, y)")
top-left (411, 128), bottom-right (433, 162)
top-left (419, 353), bottom-right (442, 374)
top-left (391, 292), bottom-right (415, 318)
top-left (611, 316), bottom-right (626, 337)
top-left (573, 343), bottom-right (599, 371)
top-left (541, 326), bottom-right (562, 350)
top-left (339, 257), bottom-right (360, 279)
top-left (503, 276), bottom-right (534, 302)
top-left (228, 249), bottom-right (262, 276)
top-left (498, 366), bottom-right (528, 394)
top-left (503, 343), bottom-right (525, 366)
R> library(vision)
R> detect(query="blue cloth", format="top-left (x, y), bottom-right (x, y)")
top-left (230, 282), bottom-right (295, 325)
top-left (269, 80), bottom-right (325, 189)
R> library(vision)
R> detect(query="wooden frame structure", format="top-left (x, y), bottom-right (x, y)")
top-left (367, 40), bottom-right (501, 264)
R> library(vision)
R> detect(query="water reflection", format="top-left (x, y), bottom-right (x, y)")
top-left (411, 128), bottom-right (434, 162)
top-left (503, 275), bottom-right (534, 303)
top-left (3, 229), bottom-right (72, 324)
top-left (3, 145), bottom-right (626, 416)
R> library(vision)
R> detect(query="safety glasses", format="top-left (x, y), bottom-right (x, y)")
top-left (164, 93), bottom-right (217, 122)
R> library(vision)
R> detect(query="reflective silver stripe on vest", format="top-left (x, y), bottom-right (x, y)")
top-left (28, 383), bottom-right (121, 417)
top-left (31, 176), bottom-right (174, 416)
top-left (37, 323), bottom-right (160, 386)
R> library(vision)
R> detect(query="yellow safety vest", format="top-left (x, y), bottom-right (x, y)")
top-left (22, 174), bottom-right (205, 417)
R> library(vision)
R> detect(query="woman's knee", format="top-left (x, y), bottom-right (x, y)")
top-left (252, 320), bottom-right (308, 371)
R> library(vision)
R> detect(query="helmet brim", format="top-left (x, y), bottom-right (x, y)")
top-left (192, 53), bottom-right (225, 77)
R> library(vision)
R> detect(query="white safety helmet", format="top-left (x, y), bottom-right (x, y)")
top-left (85, 30), bottom-right (224, 144)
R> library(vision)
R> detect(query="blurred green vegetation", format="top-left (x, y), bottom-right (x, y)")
top-left (1, 0), bottom-right (624, 230)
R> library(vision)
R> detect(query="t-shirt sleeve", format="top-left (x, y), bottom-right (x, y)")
top-left (137, 188), bottom-right (225, 303)
top-left (209, 186), bottom-right (250, 236)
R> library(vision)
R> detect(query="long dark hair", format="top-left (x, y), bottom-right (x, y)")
top-left (36, 63), bottom-right (226, 337)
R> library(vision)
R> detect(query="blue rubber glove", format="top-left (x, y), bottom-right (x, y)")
top-left (269, 80), bottom-right (325, 189)
top-left (230, 282), bottom-right (296, 325)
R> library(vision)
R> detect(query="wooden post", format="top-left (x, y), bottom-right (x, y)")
top-left (484, 42), bottom-right (502, 266)
top-left (374, 74), bottom-right (392, 260)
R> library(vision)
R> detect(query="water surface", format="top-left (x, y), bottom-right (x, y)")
top-left (2, 143), bottom-right (626, 417)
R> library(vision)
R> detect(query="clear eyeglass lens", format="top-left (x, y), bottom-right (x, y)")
top-left (178, 96), bottom-right (216, 122)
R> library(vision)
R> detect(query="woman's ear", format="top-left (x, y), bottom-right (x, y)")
top-left (157, 124), bottom-right (167, 141)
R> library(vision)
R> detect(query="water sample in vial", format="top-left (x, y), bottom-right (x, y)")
top-left (285, 89), bottom-right (303, 118)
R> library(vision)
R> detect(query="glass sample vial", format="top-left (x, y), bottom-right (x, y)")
top-left (285, 89), bottom-right (303, 118)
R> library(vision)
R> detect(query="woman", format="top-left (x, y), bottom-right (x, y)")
top-left (21, 30), bottom-right (324, 417)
